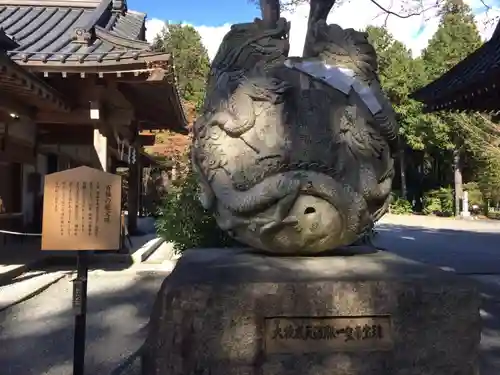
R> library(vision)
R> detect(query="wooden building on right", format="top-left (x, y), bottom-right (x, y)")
top-left (411, 23), bottom-right (500, 112)
top-left (411, 23), bottom-right (500, 218)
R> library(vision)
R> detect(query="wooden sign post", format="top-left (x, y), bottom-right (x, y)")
top-left (41, 166), bottom-right (122, 375)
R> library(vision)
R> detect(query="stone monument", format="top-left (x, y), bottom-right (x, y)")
top-left (142, 248), bottom-right (481, 375)
top-left (142, 1), bottom-right (481, 374)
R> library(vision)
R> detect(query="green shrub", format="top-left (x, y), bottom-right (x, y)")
top-left (488, 210), bottom-right (500, 220)
top-left (423, 187), bottom-right (454, 216)
top-left (155, 171), bottom-right (237, 252)
top-left (389, 193), bottom-right (413, 215)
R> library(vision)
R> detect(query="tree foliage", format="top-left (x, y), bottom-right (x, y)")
top-left (152, 23), bottom-right (210, 109)
top-left (365, 1), bottom-right (500, 214)
top-left (155, 171), bottom-right (237, 252)
top-left (422, 1), bottom-right (482, 81)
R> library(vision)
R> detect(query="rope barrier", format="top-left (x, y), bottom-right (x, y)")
top-left (0, 229), bottom-right (42, 236)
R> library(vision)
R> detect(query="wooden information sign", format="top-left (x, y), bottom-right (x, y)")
top-left (265, 316), bottom-right (393, 354)
top-left (41, 166), bottom-right (122, 251)
top-left (40, 166), bottom-right (123, 375)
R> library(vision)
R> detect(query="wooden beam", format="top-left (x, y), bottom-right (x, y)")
top-left (18, 56), bottom-right (168, 73)
top-left (0, 96), bottom-right (36, 119)
top-left (39, 130), bottom-right (93, 145)
top-left (38, 123), bottom-right (90, 132)
top-left (138, 134), bottom-right (156, 146)
top-left (35, 108), bottom-right (134, 125)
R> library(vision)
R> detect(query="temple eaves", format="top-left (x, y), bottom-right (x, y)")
top-left (410, 20), bottom-right (500, 113)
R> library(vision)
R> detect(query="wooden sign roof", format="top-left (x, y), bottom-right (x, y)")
top-left (0, 0), bottom-right (153, 66)
top-left (411, 21), bottom-right (500, 113)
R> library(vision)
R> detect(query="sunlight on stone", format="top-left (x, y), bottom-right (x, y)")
top-left (480, 309), bottom-right (493, 319)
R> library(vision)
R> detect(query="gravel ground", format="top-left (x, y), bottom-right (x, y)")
top-left (0, 270), bottom-right (168, 375)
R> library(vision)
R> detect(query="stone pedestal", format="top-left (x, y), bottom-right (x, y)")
top-left (142, 248), bottom-right (481, 375)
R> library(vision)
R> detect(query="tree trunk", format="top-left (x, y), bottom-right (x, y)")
top-left (414, 151), bottom-right (425, 212)
top-left (399, 143), bottom-right (407, 200)
top-left (483, 199), bottom-right (490, 216)
top-left (453, 147), bottom-right (463, 217)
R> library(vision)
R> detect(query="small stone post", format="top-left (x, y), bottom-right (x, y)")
top-left (462, 190), bottom-right (470, 217)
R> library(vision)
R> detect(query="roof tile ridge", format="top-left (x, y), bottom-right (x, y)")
top-left (126, 9), bottom-right (146, 18)
top-left (72, 0), bottom-right (114, 44)
top-left (94, 24), bottom-right (150, 50)
top-left (111, 0), bottom-right (127, 13)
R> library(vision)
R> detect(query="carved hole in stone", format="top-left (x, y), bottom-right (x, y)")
top-left (304, 207), bottom-right (316, 215)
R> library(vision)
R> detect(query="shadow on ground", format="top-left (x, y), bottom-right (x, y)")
top-left (376, 222), bottom-right (500, 375)
top-left (374, 223), bottom-right (500, 274)
top-left (0, 271), bottom-right (166, 375)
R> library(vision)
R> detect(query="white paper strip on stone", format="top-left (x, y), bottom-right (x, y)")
top-left (284, 59), bottom-right (382, 115)
top-left (351, 80), bottom-right (383, 114)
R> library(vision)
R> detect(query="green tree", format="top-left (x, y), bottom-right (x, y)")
top-left (423, 0), bottom-right (482, 81)
top-left (421, 0), bottom-right (483, 215)
top-left (153, 23), bottom-right (210, 109)
top-left (476, 156), bottom-right (500, 208)
top-left (460, 113), bottom-right (500, 208)
top-left (367, 26), bottom-right (437, 201)
top-left (367, 26), bottom-right (412, 199)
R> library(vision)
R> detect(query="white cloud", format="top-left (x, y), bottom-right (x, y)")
top-left (145, 18), bottom-right (166, 43)
top-left (145, 18), bottom-right (231, 59)
top-left (195, 24), bottom-right (233, 60)
top-left (146, 0), bottom-right (499, 61)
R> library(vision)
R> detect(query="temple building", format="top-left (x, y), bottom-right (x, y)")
top-left (411, 22), bottom-right (500, 113)
top-left (0, 0), bottom-right (186, 243)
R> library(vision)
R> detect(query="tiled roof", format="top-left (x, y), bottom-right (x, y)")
top-left (0, 0), bottom-right (152, 65)
top-left (411, 21), bottom-right (500, 110)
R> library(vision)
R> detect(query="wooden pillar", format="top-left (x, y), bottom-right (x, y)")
top-left (139, 163), bottom-right (145, 217)
top-left (109, 157), bottom-right (117, 174)
top-left (127, 122), bottom-right (140, 234)
top-left (33, 124), bottom-right (42, 232)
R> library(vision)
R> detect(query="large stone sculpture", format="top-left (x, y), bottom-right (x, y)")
top-left (191, 0), bottom-right (398, 254)
top-left (142, 5), bottom-right (481, 374)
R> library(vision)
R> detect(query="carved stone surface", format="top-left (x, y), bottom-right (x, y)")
top-left (141, 248), bottom-right (481, 375)
top-left (192, 11), bottom-right (399, 254)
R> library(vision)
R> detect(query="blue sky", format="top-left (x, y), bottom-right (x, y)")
top-left (136, 0), bottom-right (500, 61)
top-left (129, 0), bottom-right (259, 26)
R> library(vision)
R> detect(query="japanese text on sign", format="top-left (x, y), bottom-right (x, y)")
top-left (52, 181), bottom-right (111, 238)
top-left (42, 167), bottom-right (121, 251)
top-left (264, 316), bottom-right (393, 354)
